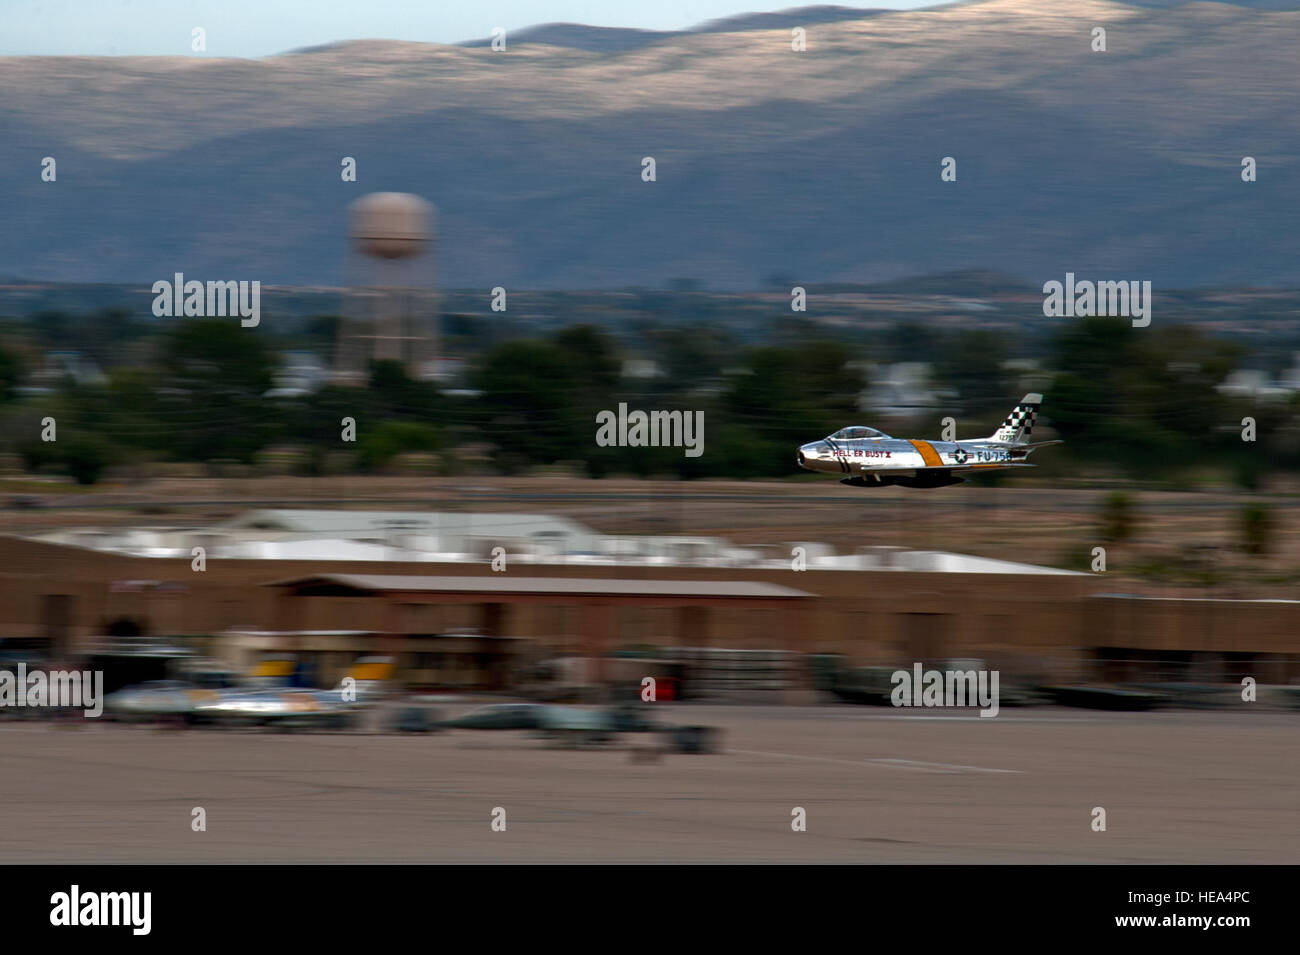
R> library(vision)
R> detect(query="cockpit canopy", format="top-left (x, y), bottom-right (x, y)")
top-left (828, 426), bottom-right (889, 441)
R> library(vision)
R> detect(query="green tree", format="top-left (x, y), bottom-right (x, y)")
top-left (16, 416), bottom-right (114, 485)
top-left (1099, 491), bottom-right (1138, 544)
top-left (470, 325), bottom-right (625, 473)
top-left (473, 340), bottom-right (587, 470)
top-left (155, 319), bottom-right (279, 462)
top-left (0, 346), bottom-right (23, 403)
top-left (719, 342), bottom-right (862, 475)
top-left (1240, 502), bottom-right (1274, 557)
top-left (369, 359), bottom-right (442, 421)
top-left (934, 329), bottom-right (1009, 412)
top-left (649, 325), bottom-right (734, 391)
top-left (356, 420), bottom-right (442, 472)
top-left (552, 324), bottom-right (620, 416)
top-left (60, 433), bottom-right (114, 485)
top-left (1051, 318), bottom-right (1242, 477)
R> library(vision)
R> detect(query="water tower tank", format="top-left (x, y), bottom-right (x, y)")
top-left (350, 192), bottom-right (432, 260)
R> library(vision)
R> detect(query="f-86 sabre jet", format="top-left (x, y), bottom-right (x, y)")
top-left (797, 394), bottom-right (1061, 488)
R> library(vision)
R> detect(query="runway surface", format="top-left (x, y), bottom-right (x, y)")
top-left (2, 706), bottom-right (1296, 863)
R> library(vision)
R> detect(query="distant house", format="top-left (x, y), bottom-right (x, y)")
top-left (421, 355), bottom-right (466, 385)
top-left (620, 358), bottom-right (662, 379)
top-left (18, 350), bottom-right (107, 395)
top-left (265, 351), bottom-right (328, 397)
top-left (1217, 367), bottom-right (1297, 402)
top-left (860, 362), bottom-right (943, 417)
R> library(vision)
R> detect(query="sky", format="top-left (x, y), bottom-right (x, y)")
top-left (2, 0), bottom-right (945, 57)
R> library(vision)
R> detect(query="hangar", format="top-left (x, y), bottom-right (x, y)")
top-left (257, 573), bottom-right (812, 695)
top-left (3, 529), bottom-right (1298, 693)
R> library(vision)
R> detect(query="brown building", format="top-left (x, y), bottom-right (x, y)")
top-left (1, 534), bottom-right (1297, 688)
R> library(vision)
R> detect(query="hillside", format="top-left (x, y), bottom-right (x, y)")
top-left (2, 0), bottom-right (1298, 288)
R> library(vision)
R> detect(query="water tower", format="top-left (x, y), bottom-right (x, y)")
top-left (334, 192), bottom-right (438, 385)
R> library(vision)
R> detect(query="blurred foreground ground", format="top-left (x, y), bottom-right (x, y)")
top-left (2, 704), bottom-right (1295, 863)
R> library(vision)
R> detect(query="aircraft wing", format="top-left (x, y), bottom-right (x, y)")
top-left (947, 463), bottom-right (1037, 474)
top-left (855, 463), bottom-right (1036, 476)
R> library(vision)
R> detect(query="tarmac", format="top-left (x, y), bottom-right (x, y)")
top-left (1, 704), bottom-right (1296, 863)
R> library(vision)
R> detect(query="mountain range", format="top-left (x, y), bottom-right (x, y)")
top-left (3, 0), bottom-right (1299, 291)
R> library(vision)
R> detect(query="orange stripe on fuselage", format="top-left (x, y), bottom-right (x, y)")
top-left (908, 439), bottom-right (944, 467)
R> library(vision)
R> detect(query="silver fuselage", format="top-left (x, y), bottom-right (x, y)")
top-left (797, 435), bottom-right (1025, 476)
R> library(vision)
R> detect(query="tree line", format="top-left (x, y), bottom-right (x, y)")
top-left (0, 313), bottom-right (1288, 487)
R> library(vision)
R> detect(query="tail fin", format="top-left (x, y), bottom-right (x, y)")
top-left (988, 394), bottom-right (1042, 445)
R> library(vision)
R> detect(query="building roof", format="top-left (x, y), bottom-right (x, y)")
top-left (264, 573), bottom-right (811, 600)
top-left (220, 509), bottom-right (595, 538)
top-left (874, 550), bottom-right (1087, 575)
